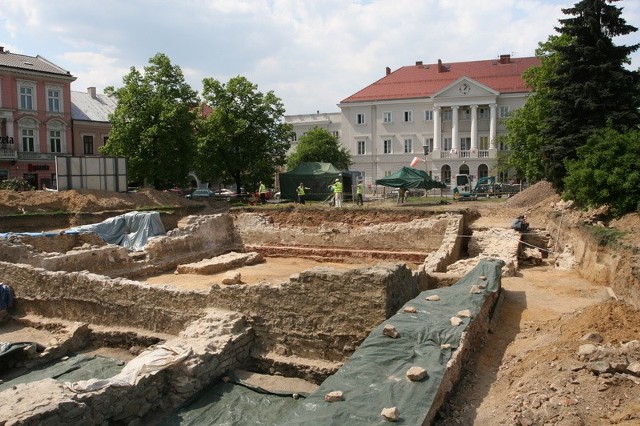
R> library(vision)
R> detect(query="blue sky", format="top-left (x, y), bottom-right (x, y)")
top-left (1, 0), bottom-right (639, 115)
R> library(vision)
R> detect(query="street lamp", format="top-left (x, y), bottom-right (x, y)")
top-left (422, 145), bottom-right (429, 176)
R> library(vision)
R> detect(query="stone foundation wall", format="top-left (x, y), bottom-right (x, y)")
top-left (0, 310), bottom-right (255, 426)
top-left (2, 261), bottom-right (421, 362)
top-left (233, 212), bottom-right (449, 252)
top-left (421, 214), bottom-right (464, 274)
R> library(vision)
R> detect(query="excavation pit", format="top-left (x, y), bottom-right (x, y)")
top-left (0, 207), bottom-right (515, 424)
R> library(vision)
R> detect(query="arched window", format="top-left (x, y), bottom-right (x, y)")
top-left (458, 164), bottom-right (470, 175)
top-left (18, 118), bottom-right (39, 152)
top-left (441, 165), bottom-right (451, 184)
top-left (477, 164), bottom-right (489, 179)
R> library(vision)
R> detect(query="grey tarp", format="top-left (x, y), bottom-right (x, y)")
top-left (68, 211), bottom-right (165, 251)
top-left (0, 354), bottom-right (124, 393)
top-left (282, 258), bottom-right (505, 425)
top-left (161, 371), bottom-right (303, 426)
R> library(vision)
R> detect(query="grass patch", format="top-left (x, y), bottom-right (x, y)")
top-left (583, 224), bottom-right (626, 247)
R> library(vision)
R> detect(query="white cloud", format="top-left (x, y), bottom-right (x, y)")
top-left (1, 0), bottom-right (638, 114)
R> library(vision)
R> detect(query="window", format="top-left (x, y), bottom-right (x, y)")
top-left (443, 137), bottom-right (452, 151)
top-left (443, 110), bottom-right (453, 121)
top-left (357, 140), bottom-right (366, 155)
top-left (331, 130), bottom-right (339, 138)
top-left (49, 130), bottom-right (62, 153)
top-left (291, 133), bottom-right (297, 142)
top-left (356, 113), bottom-right (366, 125)
top-left (22, 129), bottom-right (35, 152)
top-left (20, 85), bottom-right (34, 110)
top-left (403, 111), bottom-right (413, 123)
top-left (383, 112), bottom-right (392, 123)
top-left (460, 137), bottom-right (471, 150)
top-left (0, 169), bottom-right (8, 182)
top-left (83, 135), bottom-right (94, 155)
top-left (442, 165), bottom-right (452, 184)
top-left (424, 110), bottom-right (433, 121)
top-left (383, 139), bottom-right (392, 154)
top-left (479, 136), bottom-right (489, 150)
top-left (47, 88), bottom-right (61, 112)
top-left (404, 138), bottom-right (413, 153)
top-left (424, 138), bottom-right (434, 153)
top-left (499, 106), bottom-right (510, 118)
top-left (460, 109), bottom-right (471, 120)
top-left (478, 108), bottom-right (490, 119)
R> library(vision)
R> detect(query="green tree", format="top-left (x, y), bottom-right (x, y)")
top-left (564, 127), bottom-right (640, 217)
top-left (196, 76), bottom-right (291, 193)
top-left (503, 35), bottom-right (570, 183)
top-left (543, 0), bottom-right (640, 188)
top-left (101, 53), bottom-right (199, 189)
top-left (286, 127), bottom-right (352, 170)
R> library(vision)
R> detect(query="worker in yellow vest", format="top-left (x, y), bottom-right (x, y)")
top-left (296, 182), bottom-right (309, 204)
top-left (356, 181), bottom-right (364, 206)
top-left (258, 181), bottom-right (267, 204)
top-left (333, 178), bottom-right (343, 208)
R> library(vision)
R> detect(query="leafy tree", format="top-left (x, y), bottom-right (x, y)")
top-left (564, 126), bottom-right (640, 217)
top-left (101, 53), bottom-right (199, 189)
top-left (503, 35), bottom-right (570, 183)
top-left (196, 76), bottom-right (291, 193)
top-left (542, 0), bottom-right (640, 188)
top-left (286, 127), bottom-right (352, 170)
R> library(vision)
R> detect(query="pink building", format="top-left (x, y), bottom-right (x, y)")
top-left (0, 46), bottom-right (76, 189)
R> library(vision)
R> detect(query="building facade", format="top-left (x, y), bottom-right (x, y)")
top-left (288, 54), bottom-right (539, 189)
top-left (70, 87), bottom-right (117, 157)
top-left (0, 46), bottom-right (76, 189)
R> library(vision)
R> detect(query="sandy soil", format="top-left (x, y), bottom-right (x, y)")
top-left (140, 257), bottom-right (368, 290)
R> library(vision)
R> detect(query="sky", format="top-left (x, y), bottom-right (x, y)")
top-left (1, 0), bottom-right (639, 116)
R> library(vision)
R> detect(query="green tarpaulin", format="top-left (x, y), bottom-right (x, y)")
top-left (278, 162), bottom-right (345, 201)
top-left (375, 167), bottom-right (446, 190)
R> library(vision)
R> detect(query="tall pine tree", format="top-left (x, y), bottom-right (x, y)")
top-left (543, 0), bottom-right (640, 188)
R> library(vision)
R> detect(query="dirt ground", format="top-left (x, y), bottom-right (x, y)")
top-left (1, 184), bottom-right (639, 425)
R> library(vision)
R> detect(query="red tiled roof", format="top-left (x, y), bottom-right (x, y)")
top-left (340, 56), bottom-right (540, 104)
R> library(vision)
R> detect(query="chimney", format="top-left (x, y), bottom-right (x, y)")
top-left (437, 59), bottom-right (444, 73)
top-left (499, 54), bottom-right (511, 64)
top-left (87, 87), bottom-right (97, 98)
top-left (0, 46), bottom-right (4, 53)
top-left (385, 66), bottom-right (391, 76)
top-left (415, 61), bottom-right (423, 67)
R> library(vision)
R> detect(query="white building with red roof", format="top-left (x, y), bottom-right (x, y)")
top-left (289, 54), bottom-right (540, 190)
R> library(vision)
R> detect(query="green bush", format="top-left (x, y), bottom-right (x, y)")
top-left (0, 178), bottom-right (34, 191)
top-left (564, 127), bottom-right (640, 217)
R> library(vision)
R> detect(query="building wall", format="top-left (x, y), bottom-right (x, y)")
top-left (0, 71), bottom-right (75, 189)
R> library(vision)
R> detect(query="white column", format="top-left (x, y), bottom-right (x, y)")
top-left (489, 103), bottom-right (497, 149)
top-left (470, 104), bottom-right (478, 151)
top-left (452, 106), bottom-right (459, 151)
top-left (433, 107), bottom-right (441, 152)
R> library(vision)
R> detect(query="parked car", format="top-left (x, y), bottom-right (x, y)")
top-left (185, 189), bottom-right (215, 200)
top-left (213, 189), bottom-right (235, 197)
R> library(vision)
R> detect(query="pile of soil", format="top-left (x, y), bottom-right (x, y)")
top-left (0, 188), bottom-right (199, 216)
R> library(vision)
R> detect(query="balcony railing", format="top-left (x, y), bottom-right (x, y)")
top-left (0, 148), bottom-right (17, 160)
top-left (18, 152), bottom-right (58, 161)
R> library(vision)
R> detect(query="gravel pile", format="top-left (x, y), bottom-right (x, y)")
top-left (505, 180), bottom-right (559, 209)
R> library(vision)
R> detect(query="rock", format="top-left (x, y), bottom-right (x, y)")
top-left (581, 332), bottom-right (603, 343)
top-left (469, 285), bottom-right (482, 294)
top-left (450, 317), bottom-right (463, 326)
top-left (456, 309), bottom-right (472, 318)
top-left (479, 275), bottom-right (487, 280)
top-left (221, 272), bottom-right (242, 285)
top-left (406, 366), bottom-right (428, 381)
top-left (577, 344), bottom-right (597, 357)
top-left (403, 306), bottom-right (417, 313)
top-left (588, 361), bottom-right (611, 375)
top-left (324, 391), bottom-right (343, 402)
top-left (626, 361), bottom-right (640, 376)
top-left (381, 406), bottom-right (400, 422)
top-left (425, 295), bottom-right (440, 301)
top-left (440, 343), bottom-right (452, 349)
top-left (383, 324), bottom-right (400, 338)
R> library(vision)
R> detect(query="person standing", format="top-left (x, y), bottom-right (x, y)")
top-left (356, 181), bottom-right (364, 206)
top-left (258, 181), bottom-right (267, 204)
top-left (333, 178), bottom-right (343, 208)
top-left (296, 182), bottom-right (308, 204)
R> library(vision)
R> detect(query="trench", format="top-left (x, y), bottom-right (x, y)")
top-left (0, 207), bottom-right (535, 424)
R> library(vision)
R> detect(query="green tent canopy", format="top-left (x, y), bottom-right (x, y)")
top-left (278, 162), bottom-right (344, 201)
top-left (376, 166), bottom-right (447, 190)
